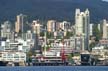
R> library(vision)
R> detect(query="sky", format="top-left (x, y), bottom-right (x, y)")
top-left (103, 0), bottom-right (108, 2)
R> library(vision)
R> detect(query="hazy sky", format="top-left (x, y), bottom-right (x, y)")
top-left (103, 0), bottom-right (108, 1)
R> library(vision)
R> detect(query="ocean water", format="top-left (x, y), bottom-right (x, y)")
top-left (0, 66), bottom-right (108, 71)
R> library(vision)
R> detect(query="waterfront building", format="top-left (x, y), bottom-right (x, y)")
top-left (46, 40), bottom-right (73, 55)
top-left (0, 51), bottom-right (26, 62)
top-left (92, 46), bottom-right (108, 61)
top-left (36, 50), bottom-right (62, 62)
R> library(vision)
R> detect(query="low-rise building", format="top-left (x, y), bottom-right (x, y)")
top-left (92, 46), bottom-right (108, 61)
top-left (0, 51), bottom-right (26, 62)
top-left (1, 38), bottom-right (34, 52)
top-left (99, 39), bottom-right (108, 48)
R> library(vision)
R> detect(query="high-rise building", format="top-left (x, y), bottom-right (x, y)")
top-left (90, 24), bottom-right (94, 36)
top-left (26, 30), bottom-right (33, 40)
top-left (1, 21), bottom-right (11, 39)
top-left (15, 14), bottom-right (27, 37)
top-left (75, 8), bottom-right (90, 50)
top-left (98, 24), bottom-right (101, 31)
top-left (102, 19), bottom-right (108, 38)
top-left (75, 9), bottom-right (83, 35)
top-left (47, 20), bottom-right (56, 32)
top-left (60, 21), bottom-right (70, 31)
top-left (75, 36), bottom-right (85, 51)
top-left (32, 20), bottom-right (42, 35)
top-left (31, 20), bottom-right (42, 53)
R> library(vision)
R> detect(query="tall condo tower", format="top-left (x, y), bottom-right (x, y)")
top-left (75, 9), bottom-right (90, 51)
top-left (102, 19), bottom-right (108, 39)
top-left (15, 14), bottom-right (26, 38)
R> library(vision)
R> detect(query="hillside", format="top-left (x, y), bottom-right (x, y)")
top-left (0, 0), bottom-right (108, 23)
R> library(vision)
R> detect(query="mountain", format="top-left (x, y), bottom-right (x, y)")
top-left (0, 0), bottom-right (108, 23)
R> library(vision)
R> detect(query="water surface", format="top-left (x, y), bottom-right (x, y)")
top-left (0, 66), bottom-right (108, 71)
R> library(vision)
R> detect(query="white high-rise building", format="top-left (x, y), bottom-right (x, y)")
top-left (102, 19), bottom-right (108, 38)
top-left (75, 9), bottom-right (83, 35)
top-left (26, 30), bottom-right (32, 40)
top-left (90, 24), bottom-right (94, 36)
top-left (75, 8), bottom-right (90, 50)
top-left (98, 24), bottom-right (101, 31)
top-left (60, 21), bottom-right (70, 31)
top-left (75, 9), bottom-right (90, 36)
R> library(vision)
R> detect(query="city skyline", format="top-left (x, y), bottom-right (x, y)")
top-left (1, 7), bottom-right (108, 67)
top-left (1, 0), bottom-right (108, 69)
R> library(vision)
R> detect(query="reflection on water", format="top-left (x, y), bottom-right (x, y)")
top-left (0, 66), bottom-right (108, 71)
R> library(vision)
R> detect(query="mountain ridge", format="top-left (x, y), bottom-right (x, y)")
top-left (0, 0), bottom-right (108, 23)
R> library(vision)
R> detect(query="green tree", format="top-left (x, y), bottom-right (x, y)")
top-left (46, 32), bottom-right (54, 38)
top-left (93, 24), bottom-right (101, 41)
top-left (64, 31), bottom-right (73, 39)
top-left (43, 45), bottom-right (51, 51)
top-left (40, 32), bottom-right (44, 37)
top-left (26, 51), bottom-right (34, 62)
top-left (104, 47), bottom-right (108, 49)
top-left (89, 42), bottom-right (96, 51)
top-left (56, 35), bottom-right (62, 39)
top-left (26, 49), bottom-right (37, 62)
top-left (67, 54), bottom-right (74, 64)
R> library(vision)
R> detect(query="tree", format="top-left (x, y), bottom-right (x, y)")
top-left (89, 42), bottom-right (96, 51)
top-left (67, 54), bottom-right (74, 64)
top-left (40, 32), bottom-right (44, 37)
top-left (64, 31), bottom-right (74, 39)
top-left (104, 47), bottom-right (108, 49)
top-left (93, 24), bottom-right (101, 41)
top-left (26, 51), bottom-right (33, 62)
top-left (56, 35), bottom-right (62, 39)
top-left (26, 49), bottom-right (37, 62)
top-left (46, 32), bottom-right (54, 38)
top-left (43, 45), bottom-right (51, 51)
